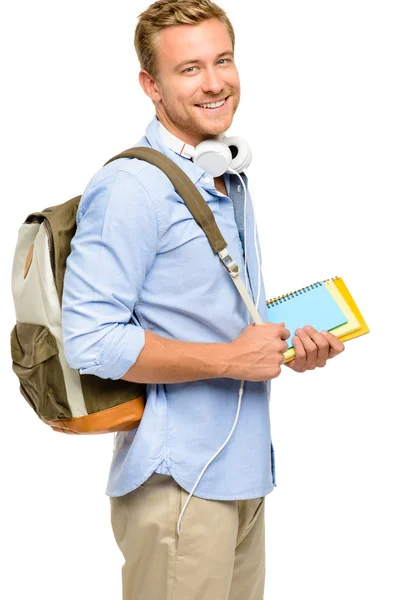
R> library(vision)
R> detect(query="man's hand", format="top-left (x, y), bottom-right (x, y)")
top-left (226, 321), bottom-right (291, 381)
top-left (284, 325), bottom-right (345, 373)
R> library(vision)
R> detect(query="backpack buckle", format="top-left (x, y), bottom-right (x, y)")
top-left (218, 248), bottom-right (239, 278)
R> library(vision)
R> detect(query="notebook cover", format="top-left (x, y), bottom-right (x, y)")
top-left (266, 281), bottom-right (348, 355)
top-left (328, 277), bottom-right (370, 342)
top-left (272, 276), bottom-right (370, 364)
top-left (323, 279), bottom-right (361, 338)
top-left (282, 278), bottom-right (363, 363)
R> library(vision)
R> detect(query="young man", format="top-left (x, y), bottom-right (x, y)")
top-left (62, 1), bottom-right (344, 598)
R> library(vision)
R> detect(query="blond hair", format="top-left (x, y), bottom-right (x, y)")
top-left (134, 0), bottom-right (235, 79)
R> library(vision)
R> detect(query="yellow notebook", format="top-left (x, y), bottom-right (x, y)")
top-left (327, 277), bottom-right (370, 342)
top-left (266, 276), bottom-right (369, 363)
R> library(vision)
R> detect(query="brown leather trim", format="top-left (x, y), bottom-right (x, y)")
top-left (43, 396), bottom-right (145, 435)
top-left (24, 244), bottom-right (34, 278)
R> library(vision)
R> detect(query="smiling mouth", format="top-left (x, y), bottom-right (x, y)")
top-left (195, 96), bottom-right (229, 110)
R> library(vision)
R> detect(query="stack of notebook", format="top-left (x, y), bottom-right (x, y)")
top-left (266, 276), bottom-right (369, 363)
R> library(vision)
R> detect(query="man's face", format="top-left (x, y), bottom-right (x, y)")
top-left (150, 18), bottom-right (240, 146)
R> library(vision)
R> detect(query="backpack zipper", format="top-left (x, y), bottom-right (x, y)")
top-left (42, 218), bottom-right (56, 280)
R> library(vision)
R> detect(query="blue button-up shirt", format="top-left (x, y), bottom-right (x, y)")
top-left (62, 115), bottom-right (276, 500)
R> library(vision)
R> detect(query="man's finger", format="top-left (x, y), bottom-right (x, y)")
top-left (291, 335), bottom-right (307, 371)
top-left (302, 325), bottom-right (330, 366)
top-left (321, 331), bottom-right (345, 357)
top-left (280, 327), bottom-right (291, 340)
top-left (295, 328), bottom-right (318, 369)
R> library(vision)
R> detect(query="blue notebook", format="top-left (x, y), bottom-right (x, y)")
top-left (266, 281), bottom-right (348, 349)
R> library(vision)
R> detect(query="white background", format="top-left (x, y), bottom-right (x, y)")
top-left (1, 1), bottom-right (399, 598)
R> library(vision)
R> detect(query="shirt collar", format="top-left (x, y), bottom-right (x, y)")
top-left (144, 115), bottom-right (206, 185)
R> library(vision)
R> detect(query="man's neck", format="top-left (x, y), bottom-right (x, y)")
top-left (156, 114), bottom-right (222, 149)
top-left (214, 175), bottom-right (228, 196)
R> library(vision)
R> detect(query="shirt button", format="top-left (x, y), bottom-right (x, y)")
top-left (203, 176), bottom-right (211, 184)
top-left (237, 184), bottom-right (242, 192)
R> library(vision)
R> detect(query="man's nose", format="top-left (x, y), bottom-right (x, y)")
top-left (201, 67), bottom-right (224, 95)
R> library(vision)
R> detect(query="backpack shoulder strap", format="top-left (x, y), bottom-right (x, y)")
top-left (103, 146), bottom-right (227, 255)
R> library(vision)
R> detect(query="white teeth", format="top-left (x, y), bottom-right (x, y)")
top-left (197, 98), bottom-right (226, 109)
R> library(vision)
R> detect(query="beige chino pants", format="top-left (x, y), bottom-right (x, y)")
top-left (110, 472), bottom-right (266, 600)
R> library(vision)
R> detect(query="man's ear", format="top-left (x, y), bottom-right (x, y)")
top-left (138, 69), bottom-right (162, 103)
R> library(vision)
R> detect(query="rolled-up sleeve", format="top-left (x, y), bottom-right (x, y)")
top-left (62, 168), bottom-right (159, 380)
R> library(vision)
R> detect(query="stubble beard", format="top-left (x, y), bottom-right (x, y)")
top-left (160, 91), bottom-right (239, 140)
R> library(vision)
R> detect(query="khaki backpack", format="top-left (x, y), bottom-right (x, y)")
top-left (10, 147), bottom-right (260, 435)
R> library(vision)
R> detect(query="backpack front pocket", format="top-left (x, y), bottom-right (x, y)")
top-left (10, 323), bottom-right (72, 421)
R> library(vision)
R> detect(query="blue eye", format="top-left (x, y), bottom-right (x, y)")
top-left (184, 66), bottom-right (197, 73)
top-left (183, 58), bottom-right (232, 74)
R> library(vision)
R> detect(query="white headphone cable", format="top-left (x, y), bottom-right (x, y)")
top-left (177, 170), bottom-right (261, 537)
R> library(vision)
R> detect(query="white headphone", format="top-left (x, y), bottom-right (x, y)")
top-left (158, 120), bottom-right (252, 177)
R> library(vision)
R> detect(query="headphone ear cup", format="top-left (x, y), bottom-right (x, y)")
top-left (193, 140), bottom-right (232, 178)
top-left (223, 136), bottom-right (252, 174)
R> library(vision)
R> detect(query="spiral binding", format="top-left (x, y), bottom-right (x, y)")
top-left (266, 275), bottom-right (339, 307)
